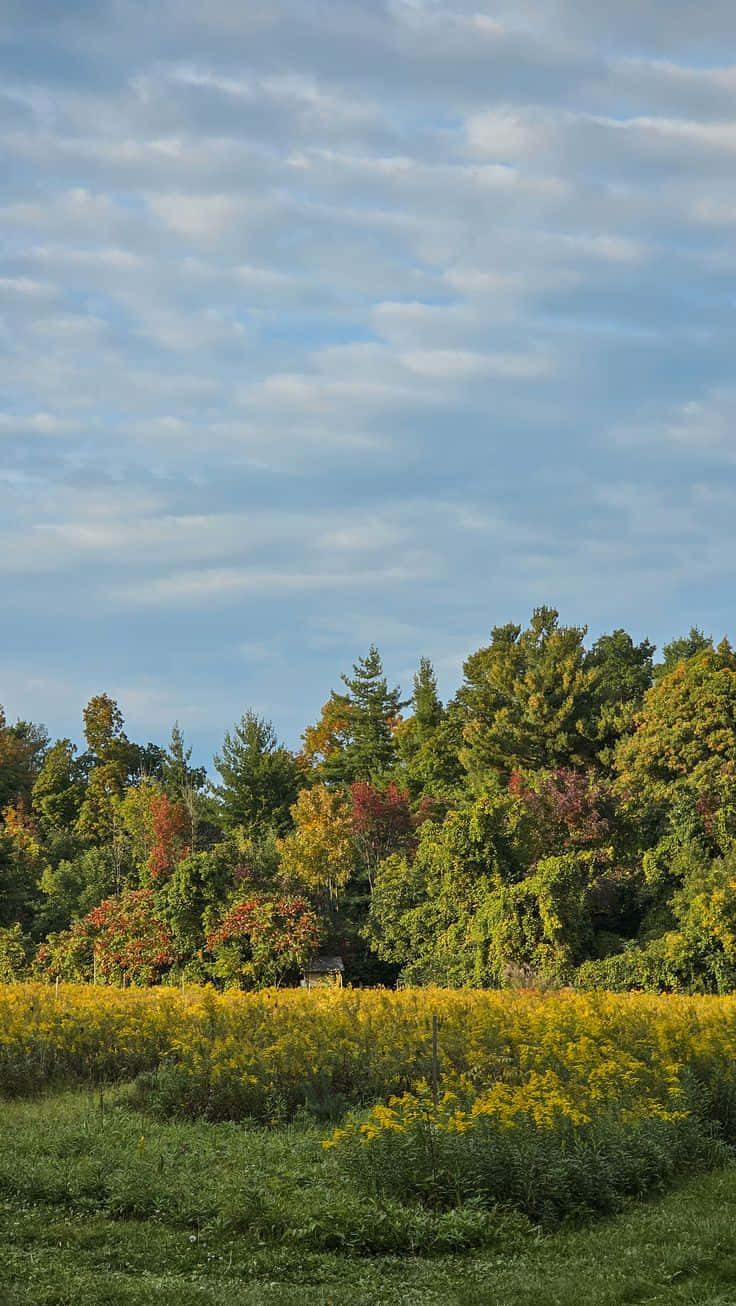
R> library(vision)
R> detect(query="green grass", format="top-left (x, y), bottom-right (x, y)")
top-left (3, 1093), bottom-right (736, 1305)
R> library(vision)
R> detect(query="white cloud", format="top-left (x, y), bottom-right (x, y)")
top-left (0, 276), bottom-right (53, 296)
top-left (147, 191), bottom-right (250, 238)
top-left (400, 346), bottom-right (553, 378)
top-left (110, 559), bottom-right (437, 605)
top-left (466, 108), bottom-right (543, 157)
top-left (0, 412), bottom-right (76, 436)
top-left (4, 0), bottom-right (736, 753)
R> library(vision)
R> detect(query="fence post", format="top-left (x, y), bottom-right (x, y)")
top-left (431, 1012), bottom-right (439, 1106)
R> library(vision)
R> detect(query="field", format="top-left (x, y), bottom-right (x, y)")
top-left (4, 983), bottom-right (736, 1303)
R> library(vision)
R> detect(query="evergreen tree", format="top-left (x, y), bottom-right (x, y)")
top-left (162, 723), bottom-right (209, 853)
top-left (334, 646), bottom-right (407, 783)
top-left (457, 607), bottom-right (598, 784)
top-left (162, 723), bottom-right (206, 800)
top-left (395, 657), bottom-right (464, 800)
top-left (412, 657), bottom-right (443, 737)
top-left (586, 629), bottom-right (655, 763)
top-left (214, 710), bottom-right (302, 836)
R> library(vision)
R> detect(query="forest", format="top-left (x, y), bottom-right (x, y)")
top-left (2, 606), bottom-right (735, 993)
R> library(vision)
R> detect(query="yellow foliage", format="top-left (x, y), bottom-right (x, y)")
top-left (2, 984), bottom-right (736, 1132)
top-left (278, 784), bottom-right (353, 902)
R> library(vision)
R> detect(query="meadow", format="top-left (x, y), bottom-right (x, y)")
top-left (4, 983), bottom-right (736, 1303)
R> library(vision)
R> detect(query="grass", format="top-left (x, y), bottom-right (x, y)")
top-left (3, 1094), bottom-right (736, 1304)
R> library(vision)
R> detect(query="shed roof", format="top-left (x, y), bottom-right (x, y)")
top-left (305, 955), bottom-right (345, 973)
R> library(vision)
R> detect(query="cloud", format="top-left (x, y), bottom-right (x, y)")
top-left (3, 0), bottom-right (736, 757)
top-left (0, 412), bottom-right (76, 436)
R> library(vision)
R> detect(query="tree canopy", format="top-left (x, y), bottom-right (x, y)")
top-left (5, 608), bottom-right (736, 995)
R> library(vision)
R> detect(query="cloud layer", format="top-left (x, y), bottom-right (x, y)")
top-left (2, 0), bottom-right (736, 759)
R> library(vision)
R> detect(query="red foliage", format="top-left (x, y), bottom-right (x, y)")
top-left (207, 893), bottom-right (319, 955)
top-left (350, 781), bottom-right (413, 871)
top-left (414, 794), bottom-right (443, 827)
top-left (148, 793), bottom-right (189, 880)
top-left (511, 767), bottom-right (613, 857)
top-left (206, 892), bottom-right (323, 985)
top-left (85, 888), bottom-right (175, 984)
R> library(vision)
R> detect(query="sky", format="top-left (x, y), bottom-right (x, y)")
top-left (2, 0), bottom-right (736, 765)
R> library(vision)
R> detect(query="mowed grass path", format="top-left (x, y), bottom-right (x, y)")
top-left (3, 1095), bottom-right (736, 1306)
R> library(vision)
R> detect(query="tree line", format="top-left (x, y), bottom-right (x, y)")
top-left (2, 607), bottom-right (735, 992)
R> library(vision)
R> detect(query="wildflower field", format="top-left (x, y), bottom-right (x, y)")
top-left (3, 983), bottom-right (736, 1118)
top-left (4, 984), bottom-right (736, 1302)
top-left (3, 983), bottom-right (736, 1224)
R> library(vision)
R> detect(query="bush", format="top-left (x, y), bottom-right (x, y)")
top-left (327, 1085), bottom-right (728, 1227)
top-left (0, 924), bottom-right (31, 982)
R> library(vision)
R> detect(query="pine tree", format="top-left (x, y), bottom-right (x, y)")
top-left (337, 646), bottom-right (407, 783)
top-left (413, 657), bottom-right (443, 737)
top-left (162, 723), bottom-right (208, 855)
top-left (214, 710), bottom-right (302, 835)
top-left (457, 607), bottom-right (598, 783)
top-left (162, 723), bottom-right (206, 801)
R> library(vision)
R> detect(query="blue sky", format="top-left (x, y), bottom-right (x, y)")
top-left (2, 0), bottom-right (736, 765)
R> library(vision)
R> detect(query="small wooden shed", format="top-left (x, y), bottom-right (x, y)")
top-left (302, 955), bottom-right (345, 989)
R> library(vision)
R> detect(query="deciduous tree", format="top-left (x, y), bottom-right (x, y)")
top-left (278, 784), bottom-right (354, 906)
top-left (206, 892), bottom-right (323, 988)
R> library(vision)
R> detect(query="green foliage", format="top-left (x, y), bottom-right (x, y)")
top-left (576, 938), bottom-right (685, 992)
top-left (412, 656), bottom-right (444, 733)
top-left (340, 645), bottom-right (407, 782)
top-left (157, 842), bottom-right (238, 958)
top-left (457, 607), bottom-right (599, 784)
top-left (82, 694), bottom-right (125, 756)
top-left (614, 643), bottom-right (736, 829)
top-left (37, 846), bottom-right (118, 936)
top-left (7, 606), bottom-right (736, 994)
top-left (654, 626), bottom-right (713, 683)
top-left (0, 923), bottom-right (31, 980)
top-left (214, 710), bottom-right (302, 836)
top-left (395, 660), bottom-right (465, 800)
top-left (577, 845), bottom-right (736, 994)
top-left (74, 763), bottom-right (126, 847)
top-left (0, 708), bottom-right (49, 810)
top-left (162, 723), bottom-right (206, 798)
top-left (586, 628), bottom-right (655, 762)
top-left (0, 826), bottom-right (38, 928)
top-left (31, 738), bottom-right (86, 835)
top-left (477, 851), bottom-right (605, 984)
top-left (333, 1096), bottom-right (721, 1229)
top-left (366, 792), bottom-right (528, 985)
top-left (313, 646), bottom-right (407, 785)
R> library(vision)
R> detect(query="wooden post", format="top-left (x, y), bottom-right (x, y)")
top-left (431, 1012), bottom-right (439, 1106)
top-left (93, 951), bottom-right (97, 986)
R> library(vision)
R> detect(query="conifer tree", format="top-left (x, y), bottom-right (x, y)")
top-left (337, 646), bottom-right (407, 783)
top-left (214, 710), bottom-right (302, 835)
top-left (457, 607), bottom-right (598, 783)
top-left (412, 657), bottom-right (443, 738)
